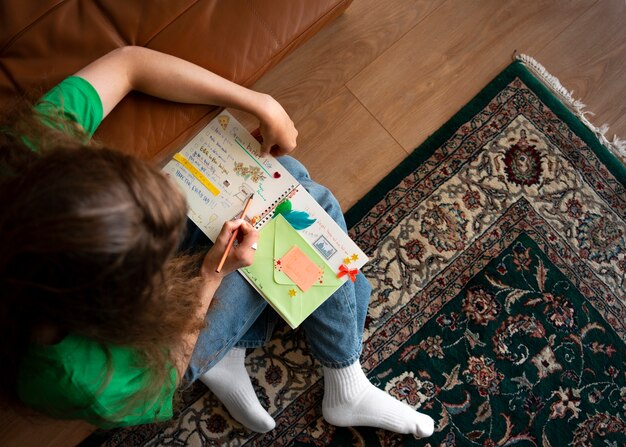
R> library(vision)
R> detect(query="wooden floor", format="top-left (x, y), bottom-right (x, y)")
top-left (2, 1), bottom-right (624, 446)
top-left (232, 0), bottom-right (626, 212)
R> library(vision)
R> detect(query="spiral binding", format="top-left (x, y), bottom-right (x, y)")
top-left (254, 184), bottom-right (298, 228)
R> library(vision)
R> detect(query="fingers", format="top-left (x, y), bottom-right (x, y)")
top-left (257, 97), bottom-right (298, 157)
top-left (260, 140), bottom-right (296, 157)
top-left (209, 219), bottom-right (258, 274)
top-left (253, 127), bottom-right (277, 156)
top-left (234, 219), bottom-right (258, 245)
top-left (260, 132), bottom-right (294, 156)
top-left (214, 219), bottom-right (239, 246)
top-left (251, 128), bottom-right (263, 143)
top-left (230, 220), bottom-right (258, 267)
top-left (270, 144), bottom-right (294, 157)
top-left (215, 220), bottom-right (256, 248)
top-left (260, 137), bottom-right (297, 157)
top-left (260, 140), bottom-right (271, 156)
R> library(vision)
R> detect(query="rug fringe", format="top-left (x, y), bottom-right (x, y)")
top-left (514, 53), bottom-right (626, 163)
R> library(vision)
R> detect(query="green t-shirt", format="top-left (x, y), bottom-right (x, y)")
top-left (33, 76), bottom-right (103, 138)
top-left (18, 335), bottom-right (176, 428)
top-left (16, 76), bottom-right (177, 428)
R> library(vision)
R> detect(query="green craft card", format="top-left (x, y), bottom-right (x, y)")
top-left (241, 214), bottom-right (344, 328)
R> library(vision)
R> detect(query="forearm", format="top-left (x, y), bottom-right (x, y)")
top-left (75, 46), bottom-right (297, 154)
top-left (127, 47), bottom-right (268, 115)
top-left (75, 46), bottom-right (269, 119)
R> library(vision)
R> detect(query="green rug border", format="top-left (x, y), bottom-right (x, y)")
top-left (345, 60), bottom-right (626, 229)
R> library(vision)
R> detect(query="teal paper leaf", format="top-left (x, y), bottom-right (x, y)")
top-left (280, 210), bottom-right (316, 230)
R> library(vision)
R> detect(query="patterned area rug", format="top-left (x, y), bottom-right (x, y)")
top-left (85, 60), bottom-right (626, 447)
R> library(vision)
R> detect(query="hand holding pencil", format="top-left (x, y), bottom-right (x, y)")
top-left (200, 194), bottom-right (258, 279)
top-left (216, 194), bottom-right (255, 273)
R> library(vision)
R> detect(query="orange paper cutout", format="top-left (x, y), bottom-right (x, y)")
top-left (280, 246), bottom-right (322, 293)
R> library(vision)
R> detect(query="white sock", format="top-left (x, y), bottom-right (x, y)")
top-left (199, 347), bottom-right (275, 433)
top-left (322, 362), bottom-right (435, 438)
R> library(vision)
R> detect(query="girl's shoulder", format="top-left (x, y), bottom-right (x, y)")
top-left (17, 334), bottom-right (176, 427)
top-left (34, 76), bottom-right (104, 139)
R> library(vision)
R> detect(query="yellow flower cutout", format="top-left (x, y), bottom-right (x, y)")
top-left (350, 254), bottom-right (359, 262)
top-left (288, 289), bottom-right (297, 297)
top-left (343, 257), bottom-right (352, 265)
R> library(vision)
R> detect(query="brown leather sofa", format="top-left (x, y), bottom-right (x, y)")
top-left (1, 0), bottom-right (351, 163)
top-left (0, 1), bottom-right (351, 445)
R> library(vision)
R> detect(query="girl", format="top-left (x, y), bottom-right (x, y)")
top-left (0, 47), bottom-right (434, 437)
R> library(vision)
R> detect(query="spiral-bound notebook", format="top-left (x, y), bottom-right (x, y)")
top-left (163, 111), bottom-right (367, 328)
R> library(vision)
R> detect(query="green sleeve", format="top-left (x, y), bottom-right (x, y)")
top-left (33, 76), bottom-right (104, 138)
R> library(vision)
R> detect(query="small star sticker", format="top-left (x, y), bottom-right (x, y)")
top-left (350, 254), bottom-right (359, 261)
top-left (288, 289), bottom-right (297, 297)
top-left (344, 257), bottom-right (352, 264)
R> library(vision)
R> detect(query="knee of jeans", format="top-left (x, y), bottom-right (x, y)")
top-left (278, 157), bottom-right (346, 229)
top-left (277, 155), bottom-right (310, 179)
top-left (355, 272), bottom-right (372, 297)
top-left (313, 187), bottom-right (346, 229)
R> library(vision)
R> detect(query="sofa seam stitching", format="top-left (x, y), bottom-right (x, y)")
top-left (0, 61), bottom-right (21, 94)
top-left (91, 0), bottom-right (129, 46)
top-left (144, 0), bottom-right (201, 47)
top-left (0, 0), bottom-right (68, 55)
top-left (247, 0), bottom-right (280, 50)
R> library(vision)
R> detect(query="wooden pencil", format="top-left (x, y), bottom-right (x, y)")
top-left (215, 194), bottom-right (254, 273)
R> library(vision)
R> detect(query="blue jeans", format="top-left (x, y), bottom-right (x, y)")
top-left (181, 156), bottom-right (371, 383)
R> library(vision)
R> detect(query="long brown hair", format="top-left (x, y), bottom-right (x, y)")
top-left (0, 104), bottom-right (204, 422)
